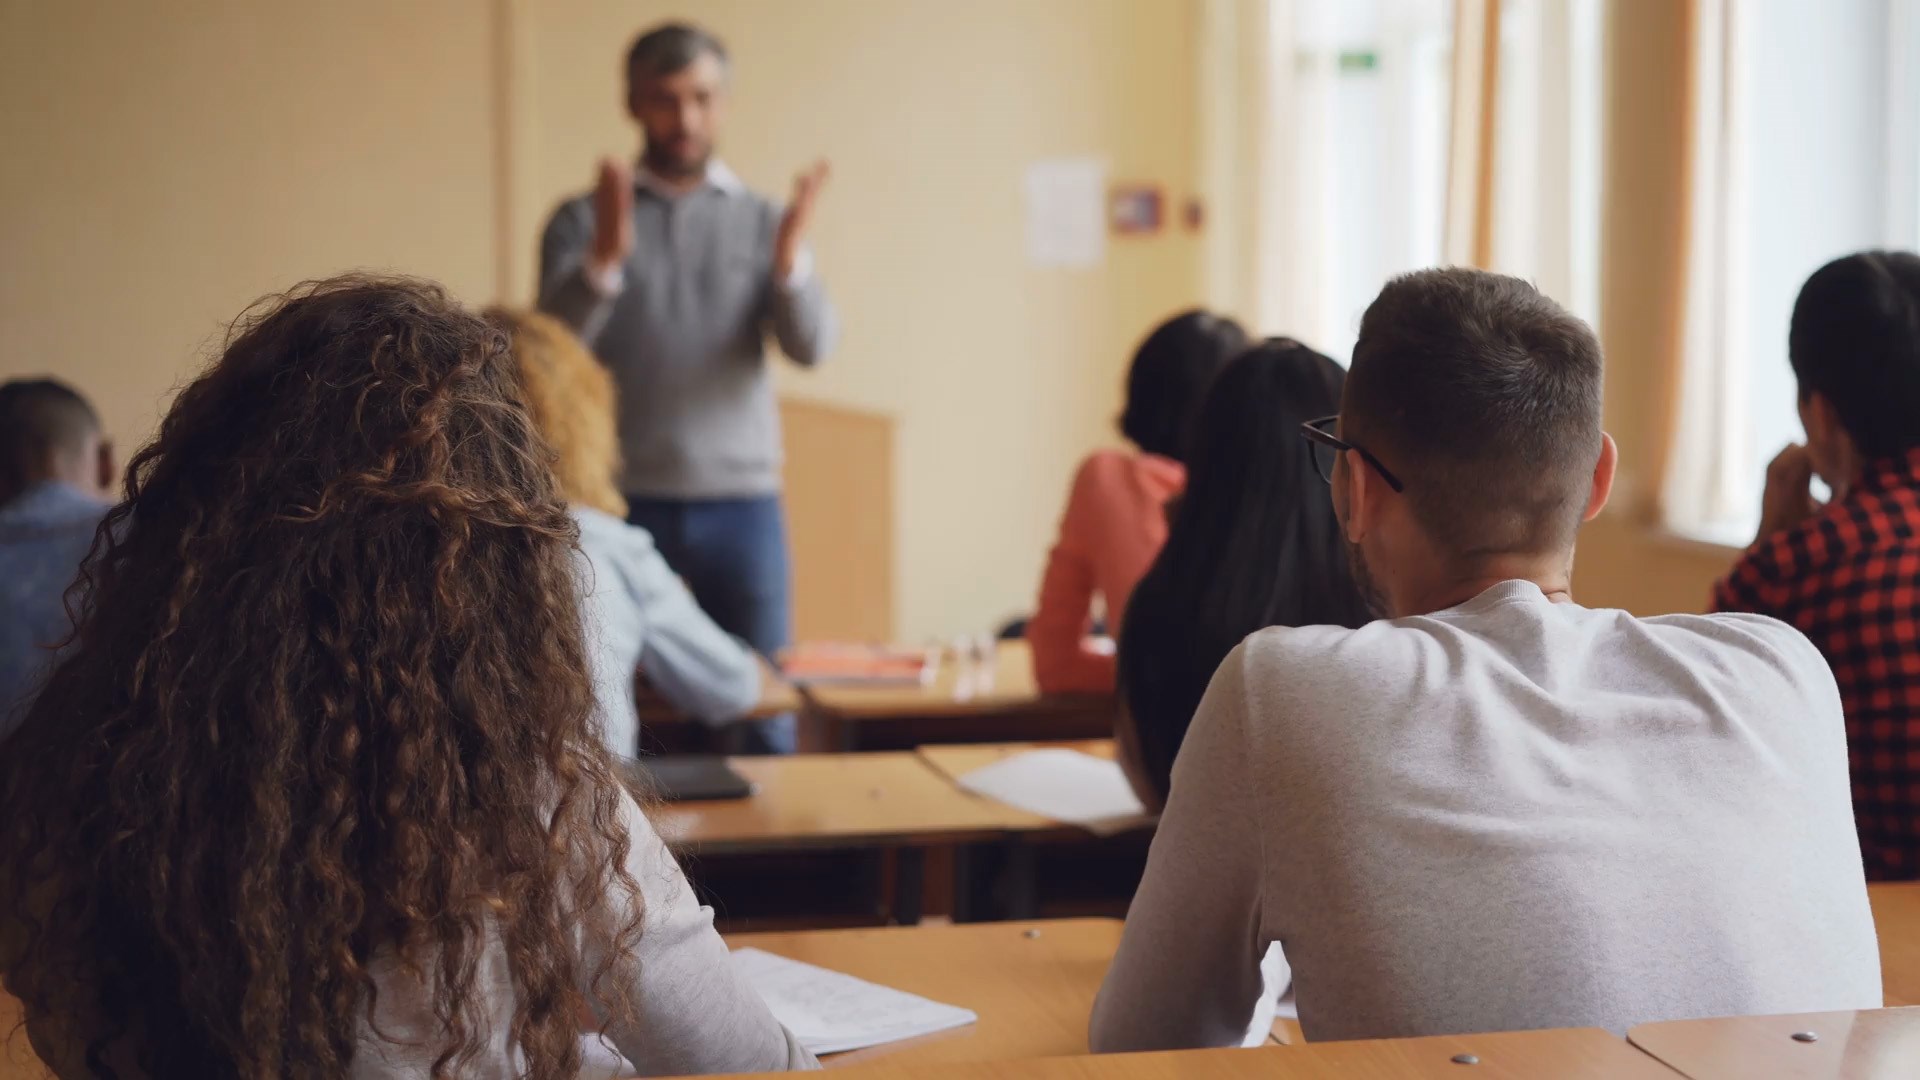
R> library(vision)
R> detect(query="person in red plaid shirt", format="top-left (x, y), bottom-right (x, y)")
top-left (1713, 250), bottom-right (1920, 882)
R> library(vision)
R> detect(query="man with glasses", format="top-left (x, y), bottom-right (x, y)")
top-left (1091, 268), bottom-right (1879, 1048)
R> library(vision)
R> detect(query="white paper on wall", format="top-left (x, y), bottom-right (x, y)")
top-left (1024, 158), bottom-right (1107, 267)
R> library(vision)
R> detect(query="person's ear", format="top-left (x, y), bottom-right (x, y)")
top-left (1582, 433), bottom-right (1618, 523)
top-left (95, 439), bottom-right (116, 498)
top-left (1804, 392), bottom-right (1854, 455)
top-left (1800, 391), bottom-right (1860, 491)
top-left (1338, 449), bottom-right (1370, 544)
top-left (1801, 392), bottom-right (1828, 443)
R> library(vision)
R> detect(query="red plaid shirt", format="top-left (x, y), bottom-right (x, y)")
top-left (1712, 447), bottom-right (1920, 881)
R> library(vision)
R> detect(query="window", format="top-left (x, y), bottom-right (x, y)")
top-left (1276, 0), bottom-right (1456, 361)
top-left (1490, 0), bottom-right (1604, 327)
top-left (1199, 0), bottom-right (1603, 365)
top-left (1667, 0), bottom-right (1920, 545)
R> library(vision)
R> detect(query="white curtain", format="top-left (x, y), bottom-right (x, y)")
top-left (1661, 0), bottom-right (1751, 539)
top-left (1658, 0), bottom-right (1920, 542)
top-left (1198, 0), bottom-right (1602, 360)
top-left (1197, 0), bottom-right (1453, 359)
top-left (1488, 0), bottom-right (1604, 324)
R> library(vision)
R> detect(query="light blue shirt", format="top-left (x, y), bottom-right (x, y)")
top-left (572, 506), bottom-right (761, 758)
top-left (1, 481), bottom-right (108, 734)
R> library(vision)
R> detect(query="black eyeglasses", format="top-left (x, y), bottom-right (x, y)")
top-left (1299, 415), bottom-right (1405, 492)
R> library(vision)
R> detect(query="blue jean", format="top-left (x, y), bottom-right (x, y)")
top-left (626, 493), bottom-right (795, 754)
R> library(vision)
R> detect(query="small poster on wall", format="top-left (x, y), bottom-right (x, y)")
top-left (1109, 185), bottom-right (1164, 234)
top-left (1023, 157), bottom-right (1107, 268)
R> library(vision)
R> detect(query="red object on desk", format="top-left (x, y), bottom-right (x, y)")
top-left (782, 643), bottom-right (937, 686)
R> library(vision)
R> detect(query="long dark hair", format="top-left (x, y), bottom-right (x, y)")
top-left (1117, 310), bottom-right (1249, 461)
top-left (1117, 339), bottom-right (1370, 803)
top-left (0, 276), bottom-right (643, 1078)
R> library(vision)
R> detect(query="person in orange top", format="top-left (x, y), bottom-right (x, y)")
top-left (1030, 311), bottom-right (1249, 693)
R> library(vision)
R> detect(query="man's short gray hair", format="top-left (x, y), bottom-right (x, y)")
top-left (626, 22), bottom-right (728, 88)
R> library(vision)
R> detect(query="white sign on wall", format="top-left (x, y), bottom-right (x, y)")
top-left (1023, 157), bottom-right (1107, 268)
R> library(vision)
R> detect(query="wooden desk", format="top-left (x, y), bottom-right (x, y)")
top-left (1870, 883), bottom-right (1920, 1006)
top-left (656, 753), bottom-right (1051, 855)
top-left (1629, 1008), bottom-right (1920, 1079)
top-left (726, 918), bottom-right (1123, 1068)
top-left (637, 659), bottom-right (802, 753)
top-left (914, 740), bottom-right (1145, 922)
top-left (802, 642), bottom-right (1114, 751)
top-left (699, 1027), bottom-right (1677, 1078)
top-left (916, 740), bottom-right (1117, 787)
top-left (656, 753), bottom-right (1091, 926)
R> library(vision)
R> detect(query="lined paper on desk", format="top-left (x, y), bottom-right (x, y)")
top-left (731, 947), bottom-right (978, 1054)
top-left (956, 748), bottom-right (1152, 836)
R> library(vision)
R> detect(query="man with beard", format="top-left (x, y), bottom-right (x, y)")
top-left (1090, 268), bottom-right (1880, 1048)
top-left (538, 22), bottom-right (836, 753)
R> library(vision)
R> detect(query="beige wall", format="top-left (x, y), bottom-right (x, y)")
top-left (519, 0), bottom-right (1204, 642)
top-left (0, 0), bottom-right (502, 447)
top-left (0, 0), bottom-right (1726, 632)
top-left (0, 0), bottom-right (1203, 643)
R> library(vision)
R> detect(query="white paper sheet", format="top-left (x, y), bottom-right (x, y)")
top-left (731, 947), bottom-right (979, 1054)
top-left (1024, 158), bottom-right (1107, 267)
top-left (955, 749), bottom-right (1151, 836)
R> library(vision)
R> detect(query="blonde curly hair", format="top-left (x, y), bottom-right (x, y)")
top-left (486, 308), bottom-right (628, 518)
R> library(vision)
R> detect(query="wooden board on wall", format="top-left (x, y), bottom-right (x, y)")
top-left (781, 397), bottom-right (894, 643)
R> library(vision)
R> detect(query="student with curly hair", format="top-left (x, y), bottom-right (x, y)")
top-left (0, 276), bottom-right (812, 1077)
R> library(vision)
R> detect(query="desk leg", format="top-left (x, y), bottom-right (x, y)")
top-left (893, 847), bottom-right (925, 926)
top-left (1003, 840), bottom-right (1038, 920)
top-left (952, 844), bottom-right (979, 923)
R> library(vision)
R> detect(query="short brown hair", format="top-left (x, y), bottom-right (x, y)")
top-left (1343, 268), bottom-right (1603, 557)
top-left (0, 276), bottom-right (644, 1077)
top-left (626, 22), bottom-right (727, 92)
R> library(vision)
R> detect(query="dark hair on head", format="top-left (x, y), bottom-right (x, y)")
top-left (0, 275), bottom-right (644, 1079)
top-left (627, 21), bottom-right (728, 88)
top-left (1343, 267), bottom-right (1603, 558)
top-left (1118, 339), bottom-right (1371, 805)
top-left (1118, 310), bottom-right (1249, 461)
top-left (0, 377), bottom-right (100, 503)
top-left (1789, 250), bottom-right (1920, 459)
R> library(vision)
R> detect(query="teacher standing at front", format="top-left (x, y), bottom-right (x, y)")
top-left (539, 23), bottom-right (836, 754)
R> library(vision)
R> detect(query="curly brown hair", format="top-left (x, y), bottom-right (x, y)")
top-left (0, 276), bottom-right (644, 1078)
top-left (484, 307), bottom-right (628, 519)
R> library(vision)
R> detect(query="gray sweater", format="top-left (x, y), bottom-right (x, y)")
top-left (1092, 580), bottom-right (1882, 1048)
top-left (538, 166), bottom-right (836, 498)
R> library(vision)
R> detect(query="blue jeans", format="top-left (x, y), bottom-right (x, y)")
top-left (626, 494), bottom-right (795, 754)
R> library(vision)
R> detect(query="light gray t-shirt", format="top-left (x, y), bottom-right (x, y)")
top-left (1091, 580), bottom-right (1882, 1049)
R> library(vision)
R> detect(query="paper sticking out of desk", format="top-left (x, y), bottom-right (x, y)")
top-left (956, 748), bottom-right (1152, 836)
top-left (731, 947), bottom-right (979, 1054)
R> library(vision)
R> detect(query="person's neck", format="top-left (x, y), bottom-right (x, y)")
top-left (1387, 552), bottom-right (1574, 618)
